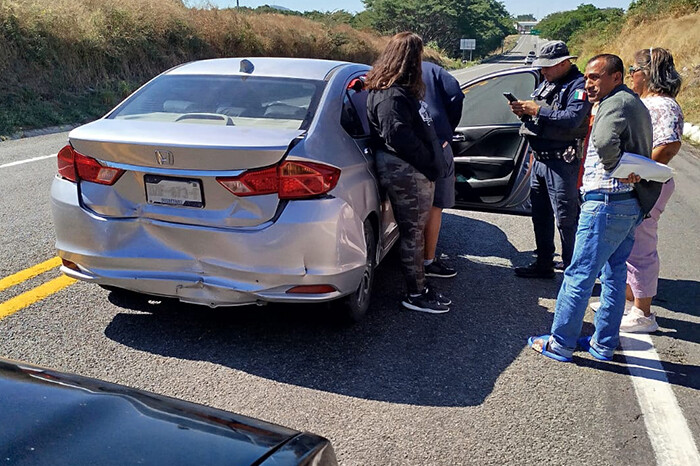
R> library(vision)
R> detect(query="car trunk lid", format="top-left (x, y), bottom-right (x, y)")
top-left (69, 120), bottom-right (304, 228)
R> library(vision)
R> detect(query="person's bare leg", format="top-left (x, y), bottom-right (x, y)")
top-left (424, 206), bottom-right (443, 261)
top-left (626, 283), bottom-right (651, 315)
top-left (625, 284), bottom-right (636, 308)
top-left (634, 297), bottom-right (653, 316)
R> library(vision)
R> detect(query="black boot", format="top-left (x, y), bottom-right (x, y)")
top-left (514, 261), bottom-right (555, 279)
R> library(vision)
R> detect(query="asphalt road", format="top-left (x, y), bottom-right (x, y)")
top-left (1, 37), bottom-right (698, 465)
top-left (451, 34), bottom-right (546, 83)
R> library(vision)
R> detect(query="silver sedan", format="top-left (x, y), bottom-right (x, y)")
top-left (51, 58), bottom-right (539, 321)
top-left (51, 57), bottom-right (398, 321)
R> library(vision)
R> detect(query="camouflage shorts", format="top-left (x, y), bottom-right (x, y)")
top-left (375, 150), bottom-right (434, 294)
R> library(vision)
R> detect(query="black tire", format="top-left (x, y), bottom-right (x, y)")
top-left (339, 220), bottom-right (377, 323)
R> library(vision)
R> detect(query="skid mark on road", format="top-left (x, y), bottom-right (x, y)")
top-left (0, 259), bottom-right (76, 320)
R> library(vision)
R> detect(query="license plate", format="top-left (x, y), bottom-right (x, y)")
top-left (145, 175), bottom-right (204, 208)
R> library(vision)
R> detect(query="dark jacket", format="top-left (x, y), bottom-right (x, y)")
top-left (521, 65), bottom-right (592, 153)
top-left (367, 85), bottom-right (445, 181)
top-left (421, 61), bottom-right (464, 142)
top-left (592, 84), bottom-right (660, 214)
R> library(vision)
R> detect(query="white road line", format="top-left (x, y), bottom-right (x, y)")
top-left (0, 154), bottom-right (55, 169)
top-left (620, 333), bottom-right (700, 465)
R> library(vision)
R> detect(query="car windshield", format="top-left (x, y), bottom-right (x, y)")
top-left (109, 75), bottom-right (326, 130)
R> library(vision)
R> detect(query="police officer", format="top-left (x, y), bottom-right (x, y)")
top-left (510, 40), bottom-right (592, 278)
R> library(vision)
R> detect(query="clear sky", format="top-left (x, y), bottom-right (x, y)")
top-left (193, 1), bottom-right (633, 20)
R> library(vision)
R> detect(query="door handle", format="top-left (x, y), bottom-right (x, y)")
top-left (452, 134), bottom-right (466, 142)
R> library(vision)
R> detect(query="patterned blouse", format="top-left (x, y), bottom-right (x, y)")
top-left (642, 95), bottom-right (684, 149)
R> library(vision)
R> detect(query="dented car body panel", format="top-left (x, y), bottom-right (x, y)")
top-left (51, 57), bottom-right (398, 309)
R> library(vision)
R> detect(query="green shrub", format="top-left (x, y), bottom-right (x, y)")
top-left (537, 4), bottom-right (624, 44)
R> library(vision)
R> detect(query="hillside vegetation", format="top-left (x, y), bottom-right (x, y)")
top-left (0, 0), bottom-right (516, 137)
top-left (364, 0), bottom-right (514, 57)
top-left (537, 4), bottom-right (624, 44)
top-left (0, 0), bottom-right (425, 137)
top-left (539, 1), bottom-right (700, 124)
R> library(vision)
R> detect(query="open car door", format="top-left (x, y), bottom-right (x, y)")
top-left (451, 67), bottom-right (541, 215)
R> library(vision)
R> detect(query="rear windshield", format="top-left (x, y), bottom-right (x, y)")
top-left (109, 75), bottom-right (326, 130)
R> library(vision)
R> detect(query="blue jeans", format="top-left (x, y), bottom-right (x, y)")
top-left (548, 197), bottom-right (643, 359)
top-left (530, 158), bottom-right (580, 267)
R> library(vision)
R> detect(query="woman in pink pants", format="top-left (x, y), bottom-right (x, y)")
top-left (621, 47), bottom-right (684, 333)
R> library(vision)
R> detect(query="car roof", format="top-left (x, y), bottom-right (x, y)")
top-left (166, 57), bottom-right (355, 81)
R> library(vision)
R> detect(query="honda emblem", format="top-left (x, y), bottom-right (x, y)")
top-left (155, 150), bottom-right (174, 165)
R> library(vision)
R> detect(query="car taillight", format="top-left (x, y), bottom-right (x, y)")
top-left (57, 145), bottom-right (77, 182)
top-left (217, 161), bottom-right (340, 200)
top-left (56, 145), bottom-right (124, 185)
top-left (217, 166), bottom-right (278, 197)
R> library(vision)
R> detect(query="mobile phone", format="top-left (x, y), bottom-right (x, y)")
top-left (503, 92), bottom-right (518, 103)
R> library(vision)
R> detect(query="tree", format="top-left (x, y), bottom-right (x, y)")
top-left (363, 0), bottom-right (460, 48)
top-left (457, 0), bottom-right (514, 57)
top-left (537, 4), bottom-right (624, 43)
top-left (303, 10), bottom-right (355, 26)
top-left (363, 0), bottom-right (514, 58)
top-left (516, 14), bottom-right (537, 21)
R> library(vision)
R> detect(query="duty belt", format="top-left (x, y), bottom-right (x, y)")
top-left (532, 145), bottom-right (578, 162)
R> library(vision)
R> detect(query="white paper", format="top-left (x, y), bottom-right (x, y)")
top-left (609, 152), bottom-right (674, 183)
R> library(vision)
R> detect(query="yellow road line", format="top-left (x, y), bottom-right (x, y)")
top-left (0, 275), bottom-right (77, 320)
top-left (0, 257), bottom-right (63, 292)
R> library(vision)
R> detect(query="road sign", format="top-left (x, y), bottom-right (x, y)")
top-left (530, 29), bottom-right (540, 35)
top-left (460, 39), bottom-right (476, 50)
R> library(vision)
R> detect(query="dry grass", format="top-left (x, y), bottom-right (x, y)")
top-left (0, 0), bottom-right (447, 135)
top-left (573, 12), bottom-right (700, 124)
top-left (502, 35), bottom-right (520, 53)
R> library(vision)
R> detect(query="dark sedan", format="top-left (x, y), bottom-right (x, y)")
top-left (0, 358), bottom-right (337, 465)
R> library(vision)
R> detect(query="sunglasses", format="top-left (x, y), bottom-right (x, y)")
top-left (628, 65), bottom-right (645, 75)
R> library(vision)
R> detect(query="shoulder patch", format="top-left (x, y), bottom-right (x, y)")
top-left (573, 89), bottom-right (587, 101)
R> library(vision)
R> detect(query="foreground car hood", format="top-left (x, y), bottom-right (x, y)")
top-left (0, 358), bottom-right (336, 465)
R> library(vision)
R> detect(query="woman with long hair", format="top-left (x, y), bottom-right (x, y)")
top-left (366, 32), bottom-right (450, 313)
top-left (621, 47), bottom-right (684, 332)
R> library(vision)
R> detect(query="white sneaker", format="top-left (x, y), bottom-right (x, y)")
top-left (619, 306), bottom-right (659, 333)
top-left (589, 300), bottom-right (633, 314)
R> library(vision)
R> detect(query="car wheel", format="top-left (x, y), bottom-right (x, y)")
top-left (340, 220), bottom-right (376, 322)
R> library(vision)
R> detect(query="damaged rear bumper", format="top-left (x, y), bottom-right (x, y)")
top-left (51, 177), bottom-right (367, 307)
